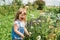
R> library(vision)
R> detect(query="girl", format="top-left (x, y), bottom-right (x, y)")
top-left (12, 8), bottom-right (30, 40)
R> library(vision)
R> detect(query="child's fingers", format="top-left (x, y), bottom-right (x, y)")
top-left (21, 34), bottom-right (25, 38)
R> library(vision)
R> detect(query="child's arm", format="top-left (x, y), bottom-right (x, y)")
top-left (24, 27), bottom-right (30, 36)
top-left (14, 24), bottom-right (25, 38)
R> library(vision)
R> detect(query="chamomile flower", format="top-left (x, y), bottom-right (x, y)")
top-left (31, 26), bottom-right (34, 29)
top-left (29, 32), bottom-right (32, 35)
top-left (36, 35), bottom-right (41, 40)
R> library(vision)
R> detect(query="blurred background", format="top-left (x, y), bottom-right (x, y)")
top-left (0, 0), bottom-right (60, 40)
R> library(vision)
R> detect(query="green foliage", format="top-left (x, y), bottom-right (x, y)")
top-left (0, 1), bottom-right (60, 40)
top-left (46, 7), bottom-right (60, 14)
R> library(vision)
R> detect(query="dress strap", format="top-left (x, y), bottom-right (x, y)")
top-left (17, 20), bottom-right (21, 27)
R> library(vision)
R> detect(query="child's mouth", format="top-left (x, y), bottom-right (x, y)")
top-left (21, 18), bottom-right (24, 20)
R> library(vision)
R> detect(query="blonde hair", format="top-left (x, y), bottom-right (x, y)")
top-left (15, 8), bottom-right (26, 22)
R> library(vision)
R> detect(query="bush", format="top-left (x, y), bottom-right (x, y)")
top-left (34, 0), bottom-right (45, 10)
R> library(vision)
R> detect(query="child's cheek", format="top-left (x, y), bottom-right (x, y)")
top-left (19, 16), bottom-right (21, 19)
top-left (23, 16), bottom-right (26, 18)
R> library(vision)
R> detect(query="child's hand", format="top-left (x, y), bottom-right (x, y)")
top-left (27, 33), bottom-right (31, 37)
top-left (29, 34), bottom-right (31, 37)
top-left (28, 32), bottom-right (32, 37)
top-left (21, 34), bottom-right (25, 38)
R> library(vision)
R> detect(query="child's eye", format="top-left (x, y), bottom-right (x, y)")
top-left (24, 13), bottom-right (26, 15)
top-left (20, 12), bottom-right (22, 14)
top-left (19, 11), bottom-right (22, 14)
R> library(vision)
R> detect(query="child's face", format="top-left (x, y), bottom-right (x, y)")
top-left (19, 11), bottom-right (26, 20)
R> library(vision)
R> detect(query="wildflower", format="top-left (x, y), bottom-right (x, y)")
top-left (55, 28), bottom-right (58, 32)
top-left (38, 20), bottom-right (41, 22)
top-left (33, 20), bottom-right (36, 23)
top-left (49, 39), bottom-right (51, 40)
top-left (57, 14), bottom-right (60, 20)
top-left (30, 14), bottom-right (35, 18)
top-left (37, 22), bottom-right (39, 24)
top-left (32, 16), bottom-right (35, 18)
top-left (25, 6), bottom-right (29, 9)
top-left (30, 14), bottom-right (34, 17)
top-left (49, 25), bottom-right (54, 29)
top-left (36, 35), bottom-right (41, 40)
top-left (58, 28), bottom-right (60, 32)
top-left (40, 12), bottom-right (45, 16)
top-left (34, 22), bottom-right (37, 25)
top-left (29, 32), bottom-right (32, 35)
top-left (53, 34), bottom-right (56, 37)
top-left (57, 14), bottom-right (60, 17)
top-left (31, 26), bottom-right (34, 29)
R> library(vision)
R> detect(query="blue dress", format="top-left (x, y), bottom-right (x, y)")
top-left (12, 20), bottom-right (24, 40)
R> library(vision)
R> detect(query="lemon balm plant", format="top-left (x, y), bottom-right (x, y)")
top-left (25, 7), bottom-right (60, 40)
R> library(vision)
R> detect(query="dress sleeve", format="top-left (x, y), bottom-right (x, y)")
top-left (14, 21), bottom-right (18, 25)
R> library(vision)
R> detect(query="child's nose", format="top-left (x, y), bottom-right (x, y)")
top-left (21, 13), bottom-right (25, 15)
top-left (21, 14), bottom-right (24, 16)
